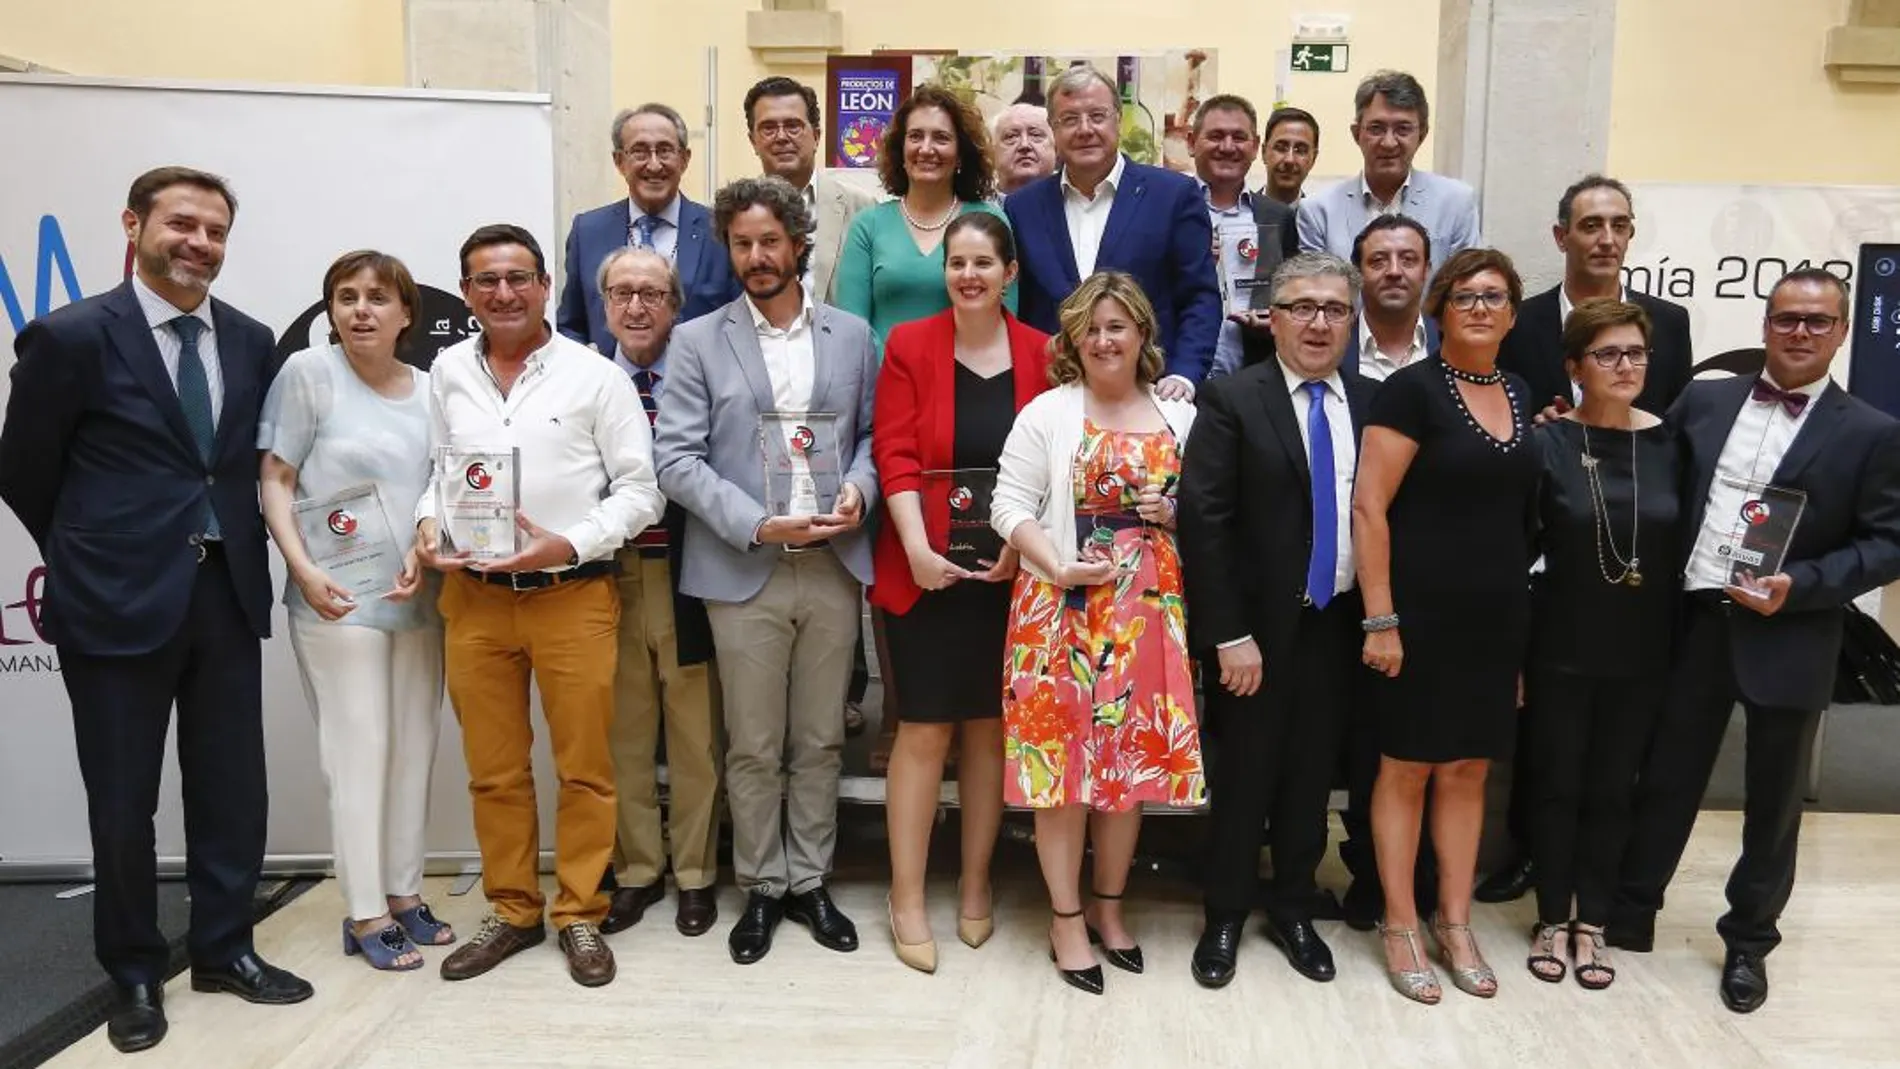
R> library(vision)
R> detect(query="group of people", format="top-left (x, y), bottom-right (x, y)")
top-left (3, 62), bottom-right (1897, 1057)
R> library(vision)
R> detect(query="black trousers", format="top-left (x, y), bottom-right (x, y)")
top-left (1499, 711), bottom-right (1535, 857)
top-left (1202, 598), bottom-right (1355, 920)
top-left (60, 550), bottom-right (267, 986)
top-left (1616, 597), bottom-right (1822, 956)
top-left (1527, 666), bottom-right (1665, 926)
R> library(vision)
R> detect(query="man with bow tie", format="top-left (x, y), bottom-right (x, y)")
top-left (1611, 269), bottom-right (1900, 1014)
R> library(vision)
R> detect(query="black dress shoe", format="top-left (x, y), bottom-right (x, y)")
top-left (784, 886), bottom-right (859, 952)
top-left (728, 892), bottom-right (784, 965)
top-left (1086, 925), bottom-right (1144, 973)
top-left (189, 953), bottom-right (314, 1005)
top-left (600, 881), bottom-right (666, 934)
top-left (1606, 913), bottom-right (1656, 953)
top-left (1720, 948), bottom-right (1769, 1014)
top-left (1474, 855), bottom-right (1537, 904)
top-left (1191, 919), bottom-right (1242, 989)
top-left (676, 886), bottom-right (719, 937)
top-left (106, 983), bottom-right (167, 1054)
top-left (1265, 915), bottom-right (1337, 982)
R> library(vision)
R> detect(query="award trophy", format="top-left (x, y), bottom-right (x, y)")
top-left (760, 412), bottom-right (841, 517)
top-left (436, 445), bottom-right (521, 560)
top-left (922, 467), bottom-right (1002, 571)
top-left (1216, 220), bottom-right (1264, 315)
top-left (293, 483), bottom-right (401, 601)
top-left (1706, 479), bottom-right (1808, 597)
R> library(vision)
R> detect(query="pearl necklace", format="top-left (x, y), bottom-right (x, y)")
top-left (1579, 423), bottom-right (1643, 587)
top-left (899, 196), bottom-right (958, 232)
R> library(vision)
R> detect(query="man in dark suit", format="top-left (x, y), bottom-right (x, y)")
top-left (1006, 64), bottom-right (1222, 400)
top-left (558, 103), bottom-right (740, 354)
top-left (1481, 174), bottom-right (1696, 905)
top-left (0, 167), bottom-right (312, 1054)
top-left (1180, 252), bottom-right (1373, 988)
top-left (1191, 93), bottom-right (1302, 381)
top-left (1611, 270), bottom-right (1900, 1013)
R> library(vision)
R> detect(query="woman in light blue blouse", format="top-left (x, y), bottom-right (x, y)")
top-left (259, 250), bottom-right (451, 972)
top-left (833, 83), bottom-right (1014, 355)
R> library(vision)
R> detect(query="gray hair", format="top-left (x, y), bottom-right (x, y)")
top-left (991, 101), bottom-right (1050, 138)
top-left (1047, 64), bottom-right (1118, 110)
top-left (595, 247), bottom-right (682, 308)
top-left (611, 103), bottom-right (689, 152)
top-left (712, 175), bottom-right (816, 277)
top-left (1269, 251), bottom-right (1363, 307)
top-left (1353, 70), bottom-right (1430, 130)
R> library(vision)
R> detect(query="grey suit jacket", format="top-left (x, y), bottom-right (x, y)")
top-left (810, 170), bottom-right (879, 304)
top-left (653, 295), bottom-right (880, 603)
top-left (1295, 168), bottom-right (1481, 271)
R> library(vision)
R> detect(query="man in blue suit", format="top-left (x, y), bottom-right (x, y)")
top-left (558, 103), bottom-right (740, 354)
top-left (0, 167), bottom-right (312, 1054)
top-left (1005, 65), bottom-right (1222, 400)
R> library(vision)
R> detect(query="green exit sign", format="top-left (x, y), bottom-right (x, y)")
top-left (1291, 43), bottom-right (1350, 73)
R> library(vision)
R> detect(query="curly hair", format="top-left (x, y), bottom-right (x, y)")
top-left (712, 175), bottom-right (817, 278)
top-left (876, 84), bottom-right (997, 203)
top-left (1046, 272), bottom-right (1167, 388)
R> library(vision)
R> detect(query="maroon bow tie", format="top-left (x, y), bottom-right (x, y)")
top-left (1751, 378), bottom-right (1810, 418)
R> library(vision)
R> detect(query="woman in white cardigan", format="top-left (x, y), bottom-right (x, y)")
top-left (990, 271), bottom-right (1202, 995)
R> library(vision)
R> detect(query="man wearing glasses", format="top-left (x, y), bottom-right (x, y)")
top-left (1296, 70), bottom-right (1480, 273)
top-left (559, 103), bottom-right (740, 356)
top-left (744, 76), bottom-right (877, 304)
top-left (1612, 270), bottom-right (1900, 1014)
top-left (1481, 174), bottom-right (1697, 908)
top-left (415, 225), bottom-right (665, 987)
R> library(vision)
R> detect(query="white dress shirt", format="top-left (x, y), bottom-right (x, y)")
top-left (1061, 153), bottom-right (1126, 280)
top-left (416, 328), bottom-right (665, 566)
top-left (1283, 360), bottom-right (1358, 596)
top-left (628, 194), bottom-right (683, 263)
top-left (1357, 316), bottom-right (1430, 383)
top-left (747, 289), bottom-right (817, 412)
top-left (1360, 173), bottom-right (1411, 217)
top-left (1684, 372), bottom-right (1828, 590)
top-left (1558, 284), bottom-right (1628, 404)
top-left (131, 273), bottom-right (224, 422)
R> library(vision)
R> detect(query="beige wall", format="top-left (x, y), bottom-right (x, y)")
top-left (1610, 0), bottom-right (1900, 184)
top-left (0, 0), bottom-right (404, 85)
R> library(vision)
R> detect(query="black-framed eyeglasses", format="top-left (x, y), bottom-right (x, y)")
top-left (607, 286), bottom-right (671, 309)
top-left (1273, 300), bottom-right (1354, 325)
top-left (464, 270), bottom-right (540, 292)
top-left (1582, 345), bottom-right (1650, 368)
top-left (1766, 312), bottom-right (1841, 335)
top-left (1448, 290), bottom-right (1510, 312)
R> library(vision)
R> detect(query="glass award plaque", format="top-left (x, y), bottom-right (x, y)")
top-left (760, 412), bottom-right (841, 518)
top-left (1708, 479), bottom-right (1808, 596)
top-left (436, 445), bottom-right (520, 560)
top-left (923, 467), bottom-right (1002, 571)
top-left (293, 483), bottom-right (401, 601)
top-left (1217, 220), bottom-right (1264, 315)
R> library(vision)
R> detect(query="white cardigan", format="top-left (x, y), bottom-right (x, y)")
top-left (990, 382), bottom-right (1197, 584)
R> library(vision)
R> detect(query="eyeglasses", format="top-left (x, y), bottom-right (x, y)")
top-left (617, 144), bottom-right (681, 165)
top-left (1448, 290), bottom-right (1510, 312)
top-left (1273, 300), bottom-right (1354, 325)
top-left (754, 120), bottom-right (809, 139)
top-left (1054, 109), bottom-right (1115, 132)
top-left (464, 270), bottom-right (541, 292)
top-left (1766, 312), bottom-right (1841, 335)
top-left (1582, 345), bottom-right (1650, 368)
top-left (1360, 121), bottom-right (1419, 142)
top-left (607, 286), bottom-right (671, 309)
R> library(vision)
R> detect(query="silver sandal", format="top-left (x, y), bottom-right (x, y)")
top-left (1377, 921), bottom-right (1442, 1005)
top-left (1431, 916), bottom-right (1499, 998)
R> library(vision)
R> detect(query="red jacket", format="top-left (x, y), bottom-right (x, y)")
top-left (870, 309), bottom-right (1051, 614)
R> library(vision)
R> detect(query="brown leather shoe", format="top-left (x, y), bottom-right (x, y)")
top-left (439, 914), bottom-right (546, 981)
top-left (558, 922), bottom-right (616, 987)
top-left (676, 886), bottom-right (719, 937)
top-left (599, 881), bottom-right (666, 935)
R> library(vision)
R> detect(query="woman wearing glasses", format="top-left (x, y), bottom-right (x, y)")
top-left (834, 84), bottom-right (1014, 356)
top-left (1352, 247), bottom-right (1538, 1004)
top-left (1522, 299), bottom-right (1683, 990)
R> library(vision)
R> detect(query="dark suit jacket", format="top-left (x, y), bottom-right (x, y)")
top-left (1242, 195), bottom-right (1301, 311)
top-left (557, 195), bottom-right (740, 355)
top-left (1497, 285), bottom-right (1693, 415)
top-left (1006, 157), bottom-right (1223, 383)
top-left (1671, 375), bottom-right (1900, 709)
top-left (1179, 359), bottom-right (1376, 659)
top-left (662, 503), bottom-right (714, 665)
top-left (0, 282), bottom-right (279, 655)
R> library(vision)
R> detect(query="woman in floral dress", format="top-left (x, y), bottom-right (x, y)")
top-left (990, 271), bottom-right (1201, 995)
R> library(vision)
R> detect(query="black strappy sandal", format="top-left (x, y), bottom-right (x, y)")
top-left (1572, 922), bottom-right (1615, 990)
top-left (1527, 921), bottom-right (1568, 983)
top-left (1050, 907), bottom-right (1105, 995)
top-left (1087, 889), bottom-right (1145, 974)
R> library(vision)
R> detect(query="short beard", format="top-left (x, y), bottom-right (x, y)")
top-left (138, 244), bottom-right (217, 293)
top-left (745, 269), bottom-right (791, 301)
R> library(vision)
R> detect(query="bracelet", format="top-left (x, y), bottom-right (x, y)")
top-left (1361, 613), bottom-right (1400, 633)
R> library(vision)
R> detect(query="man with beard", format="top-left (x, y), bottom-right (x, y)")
top-left (1261, 107), bottom-right (1320, 206)
top-left (654, 176), bottom-right (880, 965)
top-left (1192, 94), bottom-right (1300, 381)
top-left (992, 102), bottom-right (1056, 199)
top-left (0, 167), bottom-right (311, 1053)
top-left (745, 76), bottom-right (877, 304)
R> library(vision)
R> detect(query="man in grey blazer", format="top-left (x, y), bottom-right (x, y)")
top-left (744, 76), bottom-right (878, 304)
top-left (653, 175), bottom-right (879, 966)
top-left (1296, 70), bottom-right (1481, 272)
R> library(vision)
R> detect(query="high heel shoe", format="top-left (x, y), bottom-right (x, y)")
top-left (1086, 889), bottom-right (1144, 974)
top-left (1049, 908), bottom-right (1104, 995)
top-left (1430, 916), bottom-right (1498, 998)
top-left (342, 918), bottom-right (424, 972)
top-left (887, 896), bottom-right (937, 974)
top-left (1376, 921), bottom-right (1442, 1005)
top-left (956, 880), bottom-right (993, 949)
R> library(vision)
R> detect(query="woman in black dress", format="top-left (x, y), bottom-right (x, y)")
top-left (1523, 299), bottom-right (1683, 990)
top-left (1352, 247), bottom-right (1538, 1004)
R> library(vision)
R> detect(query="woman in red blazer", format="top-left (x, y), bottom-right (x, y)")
top-left (872, 212), bottom-right (1049, 973)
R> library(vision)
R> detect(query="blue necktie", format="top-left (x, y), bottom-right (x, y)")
top-left (170, 316), bottom-right (220, 538)
top-left (632, 369), bottom-right (659, 419)
top-left (1304, 380), bottom-right (1336, 609)
top-left (632, 213), bottom-right (658, 251)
